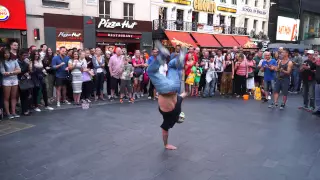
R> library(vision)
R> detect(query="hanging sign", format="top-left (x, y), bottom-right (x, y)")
top-left (193, 0), bottom-right (216, 13)
top-left (163, 0), bottom-right (191, 5)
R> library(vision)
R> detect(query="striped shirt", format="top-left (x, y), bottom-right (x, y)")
top-left (236, 61), bottom-right (247, 76)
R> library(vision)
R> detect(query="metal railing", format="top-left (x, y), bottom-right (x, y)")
top-left (153, 19), bottom-right (248, 35)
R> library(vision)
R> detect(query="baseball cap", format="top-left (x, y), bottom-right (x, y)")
top-left (307, 50), bottom-right (314, 54)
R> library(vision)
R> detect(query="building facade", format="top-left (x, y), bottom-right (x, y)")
top-left (300, 0), bottom-right (320, 50)
top-left (96, 0), bottom-right (152, 54)
top-left (25, 0), bottom-right (152, 53)
top-left (0, 0), bottom-right (28, 48)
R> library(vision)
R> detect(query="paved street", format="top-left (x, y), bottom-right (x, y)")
top-left (0, 96), bottom-right (320, 180)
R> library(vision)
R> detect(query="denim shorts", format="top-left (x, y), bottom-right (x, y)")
top-left (3, 79), bottom-right (18, 87)
top-left (274, 78), bottom-right (290, 96)
top-left (264, 80), bottom-right (275, 92)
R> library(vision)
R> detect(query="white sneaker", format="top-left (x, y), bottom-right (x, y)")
top-left (141, 93), bottom-right (144, 97)
top-left (268, 95), bottom-right (271, 100)
top-left (34, 107), bottom-right (41, 112)
top-left (57, 102), bottom-right (61, 107)
top-left (148, 96), bottom-right (151, 100)
top-left (45, 106), bottom-right (54, 111)
top-left (64, 100), bottom-right (71, 105)
top-left (108, 95), bottom-right (111, 100)
top-left (86, 99), bottom-right (91, 103)
top-left (137, 94), bottom-right (140, 99)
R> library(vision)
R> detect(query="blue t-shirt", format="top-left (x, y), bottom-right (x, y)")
top-left (147, 56), bottom-right (155, 65)
top-left (52, 55), bottom-right (70, 78)
top-left (261, 59), bottom-right (277, 81)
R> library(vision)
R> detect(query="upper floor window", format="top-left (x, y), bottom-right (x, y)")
top-left (124, 3), bottom-right (134, 20)
top-left (254, 0), bottom-right (258, 7)
top-left (208, 14), bottom-right (214, 25)
top-left (253, 20), bottom-right (258, 32)
top-left (99, 0), bottom-right (110, 18)
top-left (245, 0), bottom-right (249, 5)
top-left (262, 21), bottom-right (266, 31)
top-left (232, 0), bottom-right (237, 5)
top-left (220, 0), bottom-right (226, 3)
top-left (42, 0), bottom-right (69, 8)
top-left (263, 0), bottom-right (267, 8)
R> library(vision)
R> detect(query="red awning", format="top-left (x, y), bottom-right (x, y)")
top-left (233, 36), bottom-right (257, 48)
top-left (191, 32), bottom-right (221, 47)
top-left (165, 30), bottom-right (197, 48)
top-left (213, 34), bottom-right (239, 48)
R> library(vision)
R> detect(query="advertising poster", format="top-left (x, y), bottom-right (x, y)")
top-left (276, 16), bottom-right (300, 41)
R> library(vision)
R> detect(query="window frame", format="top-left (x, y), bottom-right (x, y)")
top-left (263, 0), bottom-right (267, 9)
top-left (99, 0), bottom-right (111, 19)
top-left (253, 20), bottom-right (258, 32)
top-left (262, 21), bottom-right (266, 31)
top-left (42, 0), bottom-right (69, 9)
top-left (231, 0), bottom-right (237, 5)
top-left (244, 18), bottom-right (249, 29)
top-left (254, 0), bottom-right (258, 7)
top-left (220, 0), bottom-right (226, 3)
top-left (245, 0), bottom-right (248, 5)
top-left (124, 3), bottom-right (134, 20)
top-left (207, 14), bottom-right (214, 25)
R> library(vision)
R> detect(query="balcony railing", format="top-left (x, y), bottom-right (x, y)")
top-left (153, 19), bottom-right (248, 35)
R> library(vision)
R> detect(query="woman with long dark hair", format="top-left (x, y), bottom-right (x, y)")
top-left (0, 48), bottom-right (21, 119)
top-left (29, 50), bottom-right (54, 112)
top-left (220, 53), bottom-right (234, 97)
top-left (43, 47), bottom-right (55, 102)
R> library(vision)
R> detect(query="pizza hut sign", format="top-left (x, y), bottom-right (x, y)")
top-left (56, 30), bottom-right (83, 41)
top-left (97, 18), bottom-right (138, 29)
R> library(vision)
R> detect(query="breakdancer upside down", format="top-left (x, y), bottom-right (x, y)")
top-left (147, 41), bottom-right (187, 150)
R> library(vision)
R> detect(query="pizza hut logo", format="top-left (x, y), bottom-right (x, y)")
top-left (58, 32), bottom-right (82, 38)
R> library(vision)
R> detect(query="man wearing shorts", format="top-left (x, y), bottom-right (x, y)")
top-left (269, 48), bottom-right (293, 110)
top-left (52, 46), bottom-right (71, 107)
top-left (260, 51), bottom-right (277, 103)
top-left (147, 41), bottom-right (186, 150)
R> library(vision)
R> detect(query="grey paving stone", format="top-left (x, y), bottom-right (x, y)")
top-left (0, 96), bottom-right (318, 180)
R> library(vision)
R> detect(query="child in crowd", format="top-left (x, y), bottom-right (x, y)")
top-left (120, 56), bottom-right (134, 103)
top-left (203, 56), bottom-right (218, 97)
top-left (191, 62), bottom-right (202, 96)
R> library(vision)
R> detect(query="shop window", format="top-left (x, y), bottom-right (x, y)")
top-left (99, 0), bottom-right (111, 18)
top-left (207, 14), bottom-right (214, 25)
top-left (124, 3), bottom-right (134, 20)
top-left (232, 0), bottom-right (237, 5)
top-left (42, 0), bottom-right (69, 8)
top-left (254, 0), bottom-right (258, 7)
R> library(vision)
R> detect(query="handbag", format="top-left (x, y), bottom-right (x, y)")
top-left (248, 72), bottom-right (255, 78)
top-left (19, 76), bottom-right (34, 90)
top-left (66, 71), bottom-right (72, 81)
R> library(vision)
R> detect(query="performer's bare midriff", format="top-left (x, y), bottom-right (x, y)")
top-left (147, 41), bottom-right (187, 150)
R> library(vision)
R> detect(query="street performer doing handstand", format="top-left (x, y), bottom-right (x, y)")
top-left (147, 41), bottom-right (187, 150)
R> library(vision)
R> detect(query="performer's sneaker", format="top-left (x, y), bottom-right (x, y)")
top-left (129, 98), bottom-right (134, 103)
top-left (279, 103), bottom-right (285, 110)
top-left (155, 40), bottom-right (170, 57)
top-left (119, 98), bottom-right (124, 103)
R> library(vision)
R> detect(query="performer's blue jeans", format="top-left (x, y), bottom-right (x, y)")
top-left (147, 57), bottom-right (183, 94)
